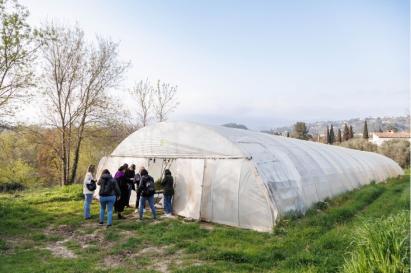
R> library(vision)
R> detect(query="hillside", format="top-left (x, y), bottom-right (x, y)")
top-left (270, 115), bottom-right (410, 135)
top-left (0, 174), bottom-right (409, 273)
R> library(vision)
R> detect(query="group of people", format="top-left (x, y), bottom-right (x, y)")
top-left (83, 163), bottom-right (175, 227)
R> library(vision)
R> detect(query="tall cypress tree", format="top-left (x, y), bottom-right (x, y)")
top-left (325, 126), bottom-right (329, 144)
top-left (349, 125), bottom-right (354, 139)
top-left (363, 120), bottom-right (369, 139)
top-left (337, 128), bottom-right (342, 143)
top-left (343, 123), bottom-right (350, 141)
top-left (329, 125), bottom-right (335, 144)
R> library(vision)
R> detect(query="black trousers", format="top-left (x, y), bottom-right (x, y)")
top-left (135, 190), bottom-right (141, 209)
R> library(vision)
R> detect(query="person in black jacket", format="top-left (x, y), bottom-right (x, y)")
top-left (161, 169), bottom-right (174, 217)
top-left (134, 166), bottom-right (145, 212)
top-left (138, 169), bottom-right (157, 220)
top-left (114, 165), bottom-right (128, 219)
top-left (98, 169), bottom-right (121, 227)
top-left (124, 164), bottom-right (136, 207)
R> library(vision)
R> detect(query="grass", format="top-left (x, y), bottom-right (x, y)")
top-left (0, 173), bottom-right (409, 273)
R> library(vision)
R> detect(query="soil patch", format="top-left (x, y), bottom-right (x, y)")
top-left (45, 239), bottom-right (77, 259)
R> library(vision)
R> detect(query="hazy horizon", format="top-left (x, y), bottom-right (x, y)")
top-left (14, 0), bottom-right (410, 130)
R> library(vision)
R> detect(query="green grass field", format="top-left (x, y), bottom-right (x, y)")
top-left (0, 173), bottom-right (409, 273)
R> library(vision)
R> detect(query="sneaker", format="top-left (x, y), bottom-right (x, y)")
top-left (106, 225), bottom-right (112, 228)
top-left (99, 222), bottom-right (104, 225)
top-left (134, 209), bottom-right (139, 213)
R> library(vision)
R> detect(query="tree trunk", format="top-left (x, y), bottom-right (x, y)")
top-left (70, 134), bottom-right (83, 184)
top-left (70, 115), bottom-right (87, 184)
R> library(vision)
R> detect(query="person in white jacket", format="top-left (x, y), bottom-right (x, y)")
top-left (83, 164), bottom-right (96, 219)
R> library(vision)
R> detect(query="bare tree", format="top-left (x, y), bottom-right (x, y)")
top-left (40, 24), bottom-right (128, 185)
top-left (153, 80), bottom-right (179, 122)
top-left (0, 0), bottom-right (38, 120)
top-left (129, 78), bottom-right (153, 127)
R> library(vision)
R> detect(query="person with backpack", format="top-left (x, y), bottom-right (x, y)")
top-left (138, 169), bottom-right (157, 220)
top-left (83, 164), bottom-right (96, 220)
top-left (134, 166), bottom-right (145, 213)
top-left (98, 169), bottom-right (121, 227)
top-left (161, 169), bottom-right (174, 217)
top-left (114, 165), bottom-right (129, 219)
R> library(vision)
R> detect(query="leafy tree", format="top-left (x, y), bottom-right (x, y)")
top-left (343, 123), bottom-right (350, 141)
top-left (291, 122), bottom-right (309, 140)
top-left (39, 24), bottom-right (128, 185)
top-left (385, 124), bottom-right (398, 132)
top-left (363, 120), bottom-right (369, 139)
top-left (349, 125), bottom-right (354, 139)
top-left (378, 140), bottom-right (410, 168)
top-left (337, 128), bottom-right (342, 143)
top-left (329, 125), bottom-right (335, 144)
top-left (324, 126), bottom-right (329, 144)
top-left (0, 0), bottom-right (39, 121)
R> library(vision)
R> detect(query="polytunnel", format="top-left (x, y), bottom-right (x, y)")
top-left (96, 122), bottom-right (403, 232)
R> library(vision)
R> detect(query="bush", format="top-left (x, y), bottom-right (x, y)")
top-left (0, 182), bottom-right (25, 192)
top-left (0, 159), bottom-right (43, 188)
top-left (338, 139), bottom-right (378, 152)
top-left (342, 211), bottom-right (410, 273)
top-left (378, 140), bottom-right (410, 169)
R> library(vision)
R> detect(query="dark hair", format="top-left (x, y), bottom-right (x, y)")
top-left (87, 164), bottom-right (95, 173)
top-left (130, 164), bottom-right (136, 170)
top-left (164, 169), bottom-right (171, 176)
top-left (140, 169), bottom-right (148, 176)
top-left (101, 169), bottom-right (110, 175)
top-left (118, 165), bottom-right (127, 172)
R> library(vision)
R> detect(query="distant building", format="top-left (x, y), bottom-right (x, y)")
top-left (370, 130), bottom-right (411, 146)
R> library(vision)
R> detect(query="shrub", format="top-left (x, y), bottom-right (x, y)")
top-left (338, 139), bottom-right (378, 152)
top-left (0, 182), bottom-right (25, 192)
top-left (378, 140), bottom-right (410, 169)
top-left (0, 159), bottom-right (43, 188)
top-left (342, 211), bottom-right (410, 273)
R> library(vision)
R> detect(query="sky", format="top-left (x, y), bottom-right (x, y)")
top-left (18, 0), bottom-right (410, 129)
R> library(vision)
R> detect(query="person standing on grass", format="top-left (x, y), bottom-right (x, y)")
top-left (134, 166), bottom-right (145, 212)
top-left (125, 164), bottom-right (136, 208)
top-left (138, 169), bottom-right (157, 220)
top-left (83, 164), bottom-right (96, 220)
top-left (114, 165), bottom-right (129, 219)
top-left (161, 169), bottom-right (174, 217)
top-left (98, 169), bottom-right (121, 227)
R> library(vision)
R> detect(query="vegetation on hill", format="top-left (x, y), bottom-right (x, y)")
top-left (338, 139), bottom-right (410, 168)
top-left (0, 173), bottom-right (408, 273)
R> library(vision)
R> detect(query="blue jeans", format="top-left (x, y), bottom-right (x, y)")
top-left (83, 194), bottom-right (93, 219)
top-left (99, 195), bottom-right (116, 225)
top-left (139, 195), bottom-right (157, 219)
top-left (164, 195), bottom-right (173, 214)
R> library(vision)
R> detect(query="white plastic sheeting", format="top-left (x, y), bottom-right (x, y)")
top-left (96, 122), bottom-right (403, 232)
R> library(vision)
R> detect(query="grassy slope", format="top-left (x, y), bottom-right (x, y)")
top-left (0, 173), bottom-right (409, 273)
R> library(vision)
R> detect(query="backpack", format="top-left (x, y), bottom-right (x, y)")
top-left (100, 178), bottom-right (114, 196)
top-left (142, 175), bottom-right (155, 197)
top-left (86, 180), bottom-right (97, 191)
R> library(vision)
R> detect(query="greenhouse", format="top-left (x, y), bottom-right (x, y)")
top-left (96, 122), bottom-right (403, 232)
